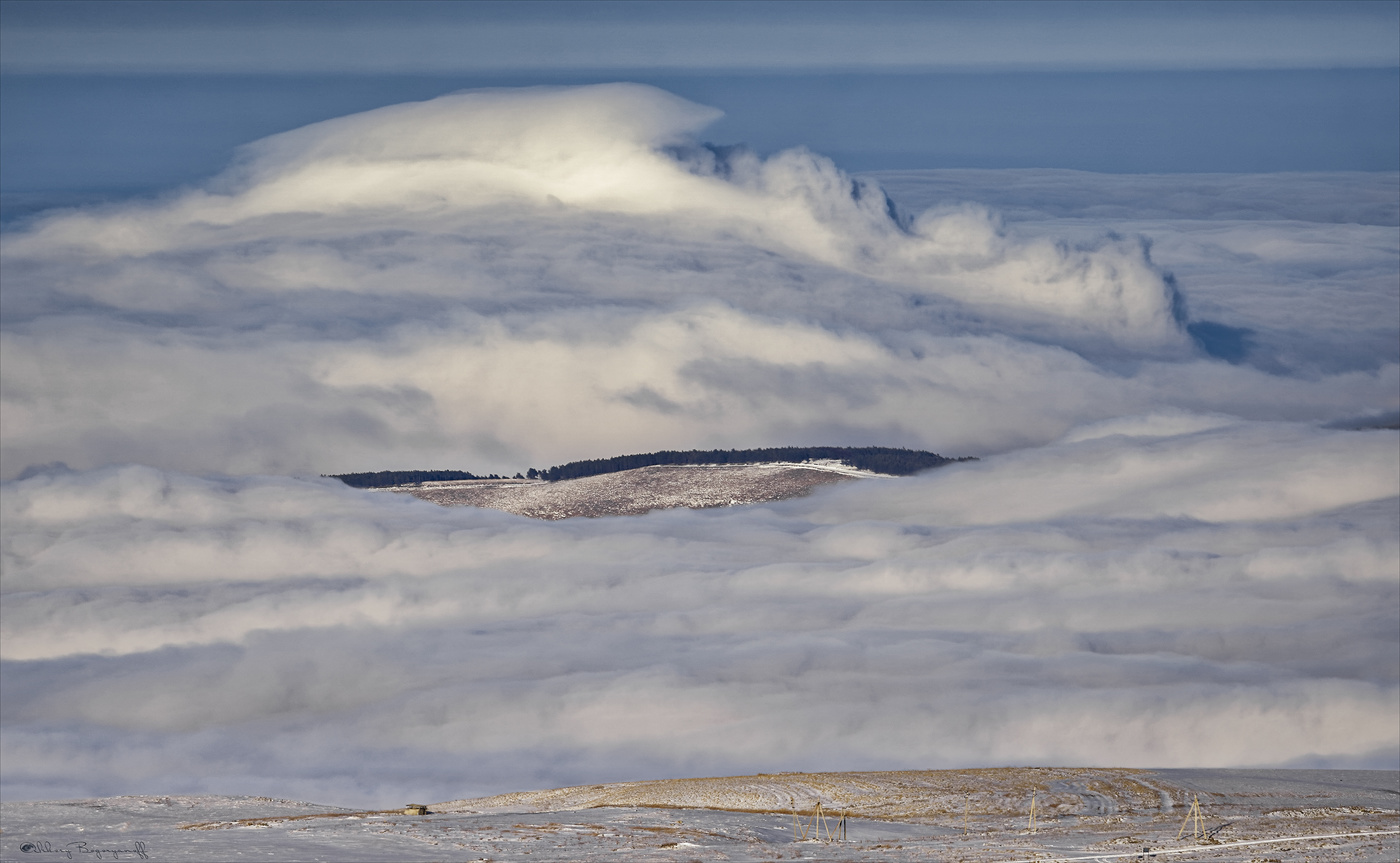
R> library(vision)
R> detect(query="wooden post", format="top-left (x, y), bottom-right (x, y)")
top-left (1028, 791), bottom-right (1037, 832)
top-left (1176, 794), bottom-right (1205, 841)
top-left (794, 800), bottom-right (815, 841)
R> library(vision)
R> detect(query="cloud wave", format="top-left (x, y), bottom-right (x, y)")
top-left (2, 88), bottom-right (1394, 478)
top-left (8, 85), bottom-right (1188, 346)
top-left (2, 422), bottom-right (1396, 805)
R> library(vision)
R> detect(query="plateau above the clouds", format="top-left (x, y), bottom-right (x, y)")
top-left (329, 445), bottom-right (969, 519)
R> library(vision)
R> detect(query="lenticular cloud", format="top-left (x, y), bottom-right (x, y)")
top-left (1, 84), bottom-right (1397, 806)
top-left (10, 84), bottom-right (1183, 337)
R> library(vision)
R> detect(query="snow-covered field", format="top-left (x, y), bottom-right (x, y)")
top-left (387, 461), bottom-right (885, 519)
top-left (3, 769), bottom-right (1395, 862)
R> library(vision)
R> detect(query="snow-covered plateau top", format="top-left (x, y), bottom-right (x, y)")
top-left (386, 461), bottom-right (890, 519)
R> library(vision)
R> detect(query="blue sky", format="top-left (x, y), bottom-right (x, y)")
top-left (3, 0), bottom-right (1397, 73)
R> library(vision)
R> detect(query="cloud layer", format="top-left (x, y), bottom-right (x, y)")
top-left (3, 85), bottom-right (1394, 479)
top-left (3, 422), bottom-right (1396, 805)
top-left (0, 84), bottom-right (1396, 806)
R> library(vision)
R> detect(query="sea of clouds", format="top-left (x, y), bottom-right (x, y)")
top-left (1, 84), bottom-right (1396, 807)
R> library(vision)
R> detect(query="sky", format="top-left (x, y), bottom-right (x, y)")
top-left (4, 1), bottom-right (1396, 74)
top-left (0, 1), bottom-right (1397, 809)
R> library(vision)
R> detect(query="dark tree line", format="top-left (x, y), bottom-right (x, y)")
top-left (530, 446), bottom-right (971, 482)
top-left (329, 470), bottom-right (481, 488)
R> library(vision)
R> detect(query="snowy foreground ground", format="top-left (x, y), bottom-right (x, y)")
top-left (3, 769), bottom-right (1396, 862)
